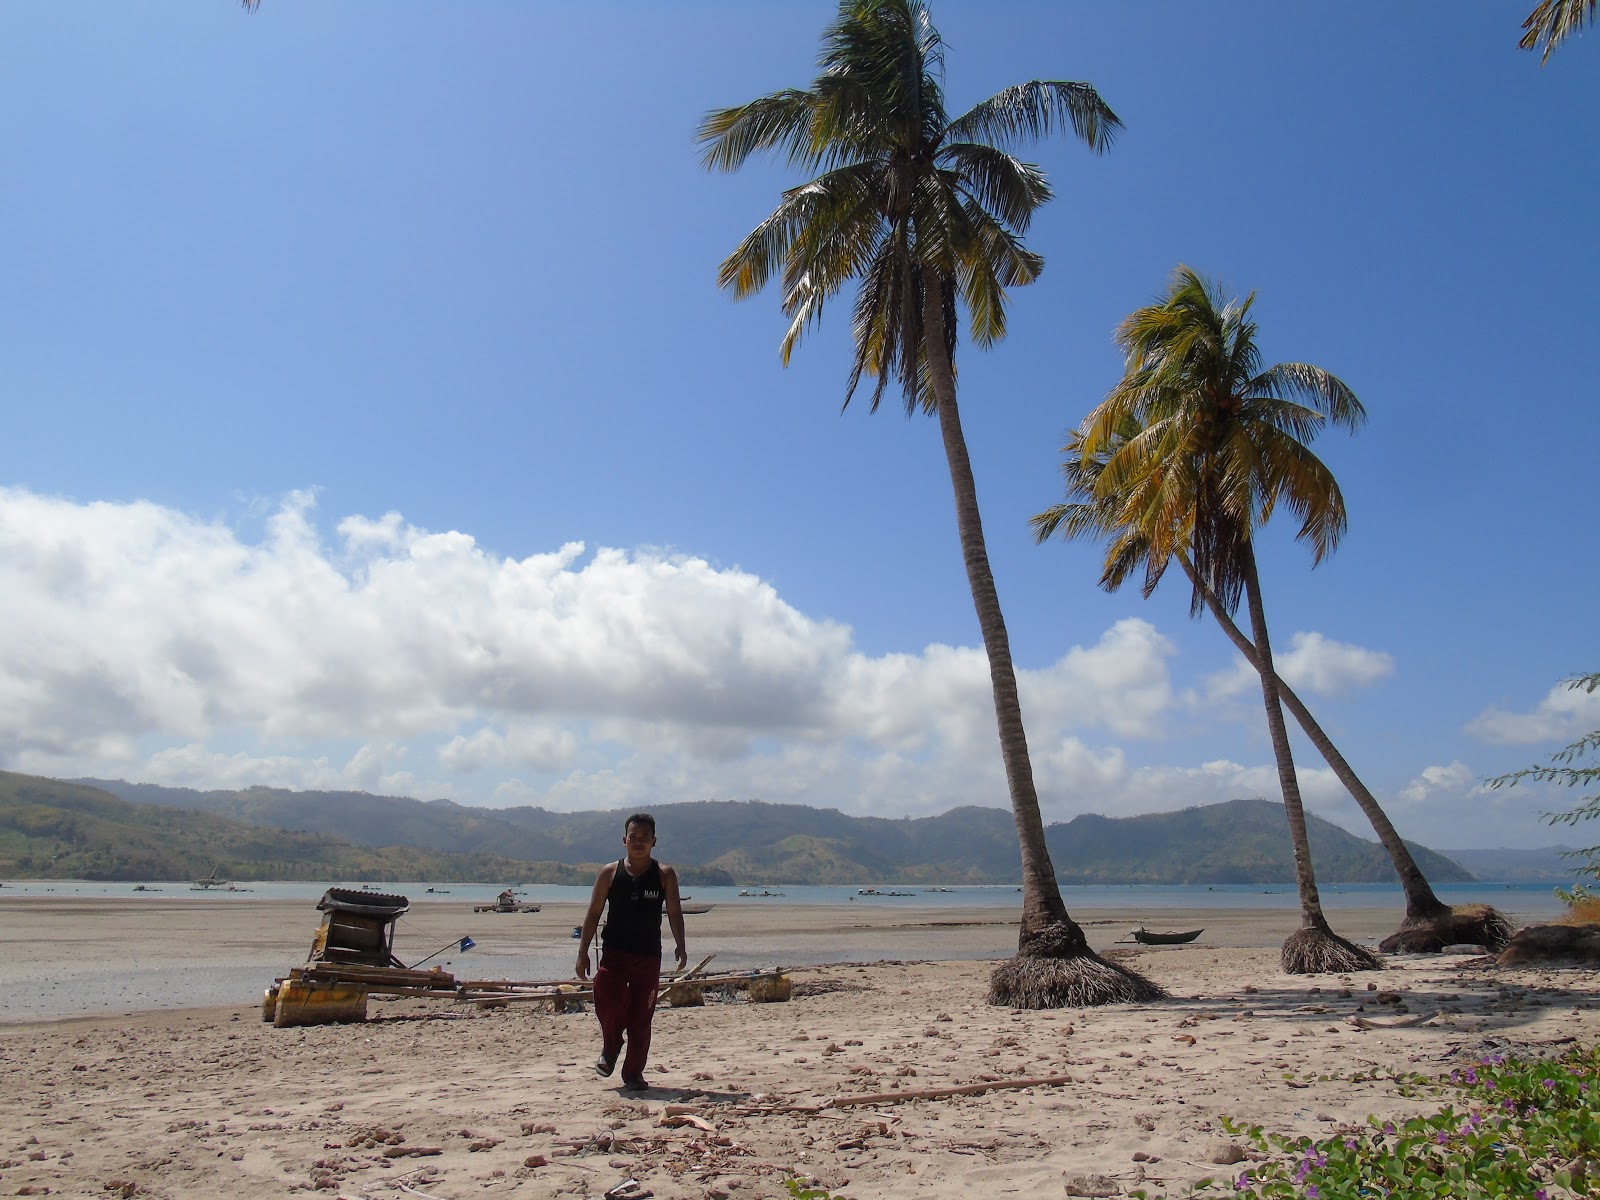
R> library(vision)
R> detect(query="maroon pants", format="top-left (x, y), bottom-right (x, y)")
top-left (593, 947), bottom-right (661, 1079)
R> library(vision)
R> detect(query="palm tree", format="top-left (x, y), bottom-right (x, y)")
top-left (1521, 0), bottom-right (1596, 63)
top-left (698, 0), bottom-right (1162, 1006)
top-left (1076, 265), bottom-right (1380, 974)
top-left (1033, 421), bottom-right (1511, 953)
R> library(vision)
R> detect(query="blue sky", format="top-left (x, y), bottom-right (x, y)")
top-left (1, 2), bottom-right (1595, 851)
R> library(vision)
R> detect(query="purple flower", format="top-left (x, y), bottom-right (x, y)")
top-left (1306, 1188), bottom-right (1320, 1199)
top-left (1383, 1122), bottom-right (1396, 1135)
top-left (1543, 1078), bottom-right (1557, 1089)
top-left (1345, 1138), bottom-right (1358, 1149)
top-left (1434, 1130), bottom-right (1450, 1144)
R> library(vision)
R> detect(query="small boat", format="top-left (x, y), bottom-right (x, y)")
top-left (425, 887), bottom-right (450, 894)
top-left (132, 885), bottom-right (162, 892)
top-left (1131, 927), bottom-right (1204, 945)
top-left (738, 889), bottom-right (784, 897)
top-left (680, 903), bottom-right (715, 915)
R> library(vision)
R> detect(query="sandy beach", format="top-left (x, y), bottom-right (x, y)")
top-left (3, 895), bottom-right (1596, 1198)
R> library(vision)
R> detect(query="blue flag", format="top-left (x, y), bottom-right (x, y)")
top-left (459, 936), bottom-right (476, 952)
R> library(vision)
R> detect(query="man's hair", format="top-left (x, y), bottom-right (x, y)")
top-left (624, 812), bottom-right (656, 836)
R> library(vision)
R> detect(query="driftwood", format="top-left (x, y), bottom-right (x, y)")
top-left (1347, 1009), bottom-right (1440, 1030)
top-left (787, 1073), bottom-right (1075, 1111)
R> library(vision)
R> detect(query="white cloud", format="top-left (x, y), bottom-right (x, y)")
top-left (1401, 761), bottom-right (1477, 804)
top-left (1466, 679), bottom-right (1600, 745)
top-left (0, 486), bottom-right (1421, 830)
top-left (1205, 631), bottom-right (1395, 703)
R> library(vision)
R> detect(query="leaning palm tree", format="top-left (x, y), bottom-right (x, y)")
top-left (1521, 0), bottom-right (1596, 63)
top-left (1077, 265), bottom-right (1381, 974)
top-left (1034, 421), bottom-right (1511, 954)
top-left (699, 0), bottom-right (1162, 1006)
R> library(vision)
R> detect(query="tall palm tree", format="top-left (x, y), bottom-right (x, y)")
top-left (1521, 0), bottom-right (1596, 63)
top-left (1034, 420), bottom-right (1512, 954)
top-left (1077, 265), bottom-right (1380, 974)
top-left (699, 0), bottom-right (1162, 1006)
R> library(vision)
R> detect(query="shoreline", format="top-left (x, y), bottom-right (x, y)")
top-left (0, 894), bottom-right (1561, 1026)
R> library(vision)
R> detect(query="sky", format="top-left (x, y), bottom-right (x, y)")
top-left (0, 2), bottom-right (1596, 853)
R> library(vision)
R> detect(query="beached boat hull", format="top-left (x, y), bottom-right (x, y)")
top-left (264, 978), bottom-right (368, 1027)
top-left (1132, 927), bottom-right (1204, 945)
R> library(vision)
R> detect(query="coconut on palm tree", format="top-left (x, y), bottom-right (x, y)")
top-left (1034, 420), bottom-right (1511, 954)
top-left (698, 0), bottom-right (1161, 1006)
top-left (1075, 265), bottom-right (1379, 974)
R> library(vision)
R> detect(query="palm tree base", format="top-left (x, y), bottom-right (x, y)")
top-left (1377, 904), bottom-right (1515, 955)
top-left (1280, 925), bottom-right (1383, 975)
top-left (988, 921), bottom-right (1167, 1008)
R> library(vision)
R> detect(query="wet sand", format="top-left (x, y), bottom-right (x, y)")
top-left (0, 895), bottom-right (1435, 1023)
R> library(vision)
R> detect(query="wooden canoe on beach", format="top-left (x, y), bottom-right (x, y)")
top-left (1131, 927), bottom-right (1204, 945)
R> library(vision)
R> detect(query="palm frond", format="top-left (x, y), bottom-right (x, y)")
top-left (697, 91), bottom-right (820, 173)
top-left (819, 0), bottom-right (946, 153)
top-left (1521, 0), bottom-right (1597, 63)
top-left (947, 81), bottom-right (1121, 154)
top-left (1255, 362), bottom-right (1366, 430)
top-left (940, 142), bottom-right (1051, 232)
top-left (717, 163), bottom-right (881, 300)
top-left (954, 200), bottom-right (1042, 347)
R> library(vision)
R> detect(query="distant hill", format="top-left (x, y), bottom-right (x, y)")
top-left (1435, 845), bottom-right (1591, 884)
top-left (58, 774), bottom-right (1480, 886)
top-left (1045, 798), bottom-right (1471, 885)
top-left (0, 772), bottom-right (591, 884)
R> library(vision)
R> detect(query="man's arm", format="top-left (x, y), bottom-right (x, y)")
top-left (575, 864), bottom-right (615, 980)
top-left (661, 864), bottom-right (688, 972)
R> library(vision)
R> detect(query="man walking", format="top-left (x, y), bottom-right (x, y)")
top-left (575, 812), bottom-right (687, 1091)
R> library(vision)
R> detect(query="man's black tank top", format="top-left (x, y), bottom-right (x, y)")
top-left (601, 859), bottom-right (664, 955)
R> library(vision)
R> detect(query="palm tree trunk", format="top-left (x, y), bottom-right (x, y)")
top-left (918, 267), bottom-right (1078, 953)
top-left (1238, 544), bottom-right (1331, 934)
top-left (1179, 554), bottom-right (1449, 926)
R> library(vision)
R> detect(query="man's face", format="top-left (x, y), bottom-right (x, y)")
top-left (623, 823), bottom-right (656, 855)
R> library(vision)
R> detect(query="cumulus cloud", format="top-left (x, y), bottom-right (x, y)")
top-left (1205, 631), bottom-right (1396, 703)
top-left (1400, 761), bottom-right (1477, 804)
top-left (1465, 678), bottom-right (1600, 745)
top-left (0, 486), bottom-right (1348, 821)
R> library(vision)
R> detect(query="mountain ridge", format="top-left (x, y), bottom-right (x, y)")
top-left (13, 773), bottom-right (1490, 886)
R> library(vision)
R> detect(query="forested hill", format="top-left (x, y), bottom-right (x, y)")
top-left (27, 773), bottom-right (1483, 886)
top-left (0, 772), bottom-right (592, 885)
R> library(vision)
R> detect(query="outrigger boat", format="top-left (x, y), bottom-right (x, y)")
top-left (191, 866), bottom-right (252, 892)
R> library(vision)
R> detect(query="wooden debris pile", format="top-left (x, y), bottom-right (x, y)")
top-left (263, 911), bottom-right (792, 1028)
